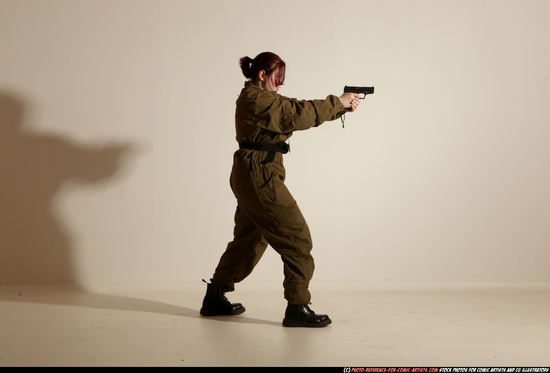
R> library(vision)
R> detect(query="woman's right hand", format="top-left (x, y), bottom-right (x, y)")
top-left (339, 93), bottom-right (360, 112)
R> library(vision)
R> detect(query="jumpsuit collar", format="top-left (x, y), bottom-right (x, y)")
top-left (244, 80), bottom-right (277, 96)
top-left (245, 80), bottom-right (261, 90)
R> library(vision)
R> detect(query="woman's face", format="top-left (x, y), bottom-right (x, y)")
top-left (257, 70), bottom-right (283, 92)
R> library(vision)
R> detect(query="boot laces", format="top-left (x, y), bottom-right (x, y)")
top-left (203, 279), bottom-right (230, 303)
top-left (220, 291), bottom-right (229, 302)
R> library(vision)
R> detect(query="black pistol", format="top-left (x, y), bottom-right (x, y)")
top-left (340, 86), bottom-right (374, 128)
top-left (343, 85), bottom-right (374, 99)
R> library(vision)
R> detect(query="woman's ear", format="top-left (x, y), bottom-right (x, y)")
top-left (258, 70), bottom-right (266, 81)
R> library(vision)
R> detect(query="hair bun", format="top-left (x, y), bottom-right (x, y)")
top-left (239, 52), bottom-right (285, 84)
top-left (239, 56), bottom-right (255, 79)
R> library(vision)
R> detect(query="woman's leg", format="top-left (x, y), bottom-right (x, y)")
top-left (249, 182), bottom-right (315, 305)
top-left (211, 204), bottom-right (268, 292)
top-left (231, 165), bottom-right (315, 305)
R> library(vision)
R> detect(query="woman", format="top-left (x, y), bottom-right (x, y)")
top-left (200, 51), bottom-right (360, 327)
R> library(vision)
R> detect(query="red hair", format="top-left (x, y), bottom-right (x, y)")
top-left (239, 52), bottom-right (286, 86)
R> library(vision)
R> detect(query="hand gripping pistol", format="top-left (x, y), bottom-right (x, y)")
top-left (340, 86), bottom-right (374, 127)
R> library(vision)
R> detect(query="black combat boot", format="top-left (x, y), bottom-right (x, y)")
top-left (199, 279), bottom-right (245, 316)
top-left (282, 304), bottom-right (332, 327)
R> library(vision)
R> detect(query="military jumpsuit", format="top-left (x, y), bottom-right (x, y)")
top-left (211, 80), bottom-right (345, 305)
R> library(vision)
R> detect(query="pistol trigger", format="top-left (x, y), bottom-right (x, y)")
top-left (360, 93), bottom-right (366, 99)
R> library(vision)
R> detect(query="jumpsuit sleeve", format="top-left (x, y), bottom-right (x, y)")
top-left (254, 92), bottom-right (345, 134)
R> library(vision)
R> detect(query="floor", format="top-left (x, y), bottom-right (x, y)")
top-left (1, 281), bottom-right (549, 367)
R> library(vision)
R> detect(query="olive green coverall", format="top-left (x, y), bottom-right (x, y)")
top-left (212, 80), bottom-right (345, 305)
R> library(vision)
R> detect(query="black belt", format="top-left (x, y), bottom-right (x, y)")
top-left (239, 141), bottom-right (290, 164)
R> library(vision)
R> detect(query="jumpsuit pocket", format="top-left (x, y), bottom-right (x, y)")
top-left (260, 163), bottom-right (295, 208)
top-left (255, 165), bottom-right (275, 198)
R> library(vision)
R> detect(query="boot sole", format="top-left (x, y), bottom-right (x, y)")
top-left (282, 318), bottom-right (332, 327)
top-left (200, 306), bottom-right (246, 316)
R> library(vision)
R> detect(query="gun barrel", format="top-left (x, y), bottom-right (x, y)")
top-left (344, 85), bottom-right (374, 98)
top-left (344, 86), bottom-right (374, 93)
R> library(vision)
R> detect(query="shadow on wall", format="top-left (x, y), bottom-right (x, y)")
top-left (0, 90), bottom-right (138, 285)
top-left (0, 91), bottom-right (281, 327)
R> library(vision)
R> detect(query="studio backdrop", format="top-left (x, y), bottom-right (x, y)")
top-left (1, 0), bottom-right (549, 288)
